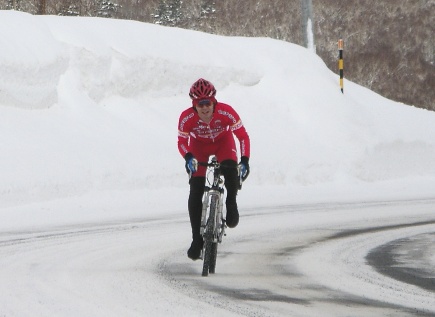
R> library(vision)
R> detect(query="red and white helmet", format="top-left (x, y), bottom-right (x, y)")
top-left (189, 78), bottom-right (216, 100)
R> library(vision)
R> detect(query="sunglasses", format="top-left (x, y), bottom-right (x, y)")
top-left (196, 99), bottom-right (213, 108)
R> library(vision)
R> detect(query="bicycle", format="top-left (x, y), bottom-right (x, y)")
top-left (196, 155), bottom-right (242, 277)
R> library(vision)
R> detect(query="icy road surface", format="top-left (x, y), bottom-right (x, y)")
top-left (0, 198), bottom-right (434, 317)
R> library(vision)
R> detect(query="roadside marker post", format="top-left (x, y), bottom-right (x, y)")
top-left (338, 39), bottom-right (344, 93)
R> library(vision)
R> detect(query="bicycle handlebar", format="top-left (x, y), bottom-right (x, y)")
top-left (197, 161), bottom-right (220, 168)
top-left (189, 157), bottom-right (243, 189)
top-left (197, 161), bottom-right (239, 169)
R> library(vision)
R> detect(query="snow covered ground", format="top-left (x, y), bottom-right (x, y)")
top-left (0, 11), bottom-right (434, 316)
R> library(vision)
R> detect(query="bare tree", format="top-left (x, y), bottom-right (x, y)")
top-left (36, 0), bottom-right (46, 14)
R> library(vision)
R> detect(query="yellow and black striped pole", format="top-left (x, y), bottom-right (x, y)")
top-left (338, 39), bottom-right (344, 93)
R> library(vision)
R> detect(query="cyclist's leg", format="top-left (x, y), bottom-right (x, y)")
top-left (221, 160), bottom-right (239, 228)
top-left (215, 134), bottom-right (240, 228)
top-left (188, 176), bottom-right (206, 240)
top-left (187, 139), bottom-right (213, 259)
top-left (187, 176), bottom-right (206, 259)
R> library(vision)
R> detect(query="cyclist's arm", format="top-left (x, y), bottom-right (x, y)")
top-left (218, 103), bottom-right (251, 158)
top-left (177, 109), bottom-right (195, 157)
top-left (232, 124), bottom-right (250, 158)
top-left (178, 130), bottom-right (190, 157)
top-left (226, 107), bottom-right (250, 158)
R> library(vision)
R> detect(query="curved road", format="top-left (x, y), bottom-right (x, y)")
top-left (0, 199), bottom-right (434, 316)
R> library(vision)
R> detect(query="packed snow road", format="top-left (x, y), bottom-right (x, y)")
top-left (0, 198), bottom-right (434, 317)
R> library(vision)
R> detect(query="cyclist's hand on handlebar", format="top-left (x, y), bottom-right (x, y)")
top-left (184, 152), bottom-right (198, 174)
top-left (239, 156), bottom-right (250, 181)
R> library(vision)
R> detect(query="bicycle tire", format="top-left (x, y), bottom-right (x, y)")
top-left (209, 242), bottom-right (218, 273)
top-left (202, 240), bottom-right (213, 276)
top-left (202, 194), bottom-right (218, 277)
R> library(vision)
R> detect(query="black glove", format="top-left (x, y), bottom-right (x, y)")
top-left (239, 156), bottom-right (250, 181)
top-left (184, 152), bottom-right (198, 174)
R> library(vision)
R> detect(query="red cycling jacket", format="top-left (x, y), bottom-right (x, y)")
top-left (178, 102), bottom-right (250, 160)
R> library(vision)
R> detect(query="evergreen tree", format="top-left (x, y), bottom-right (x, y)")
top-left (199, 0), bottom-right (216, 30)
top-left (200, 0), bottom-right (216, 18)
top-left (152, 0), bottom-right (183, 27)
top-left (59, 4), bottom-right (80, 16)
top-left (6, 0), bottom-right (22, 10)
top-left (95, 0), bottom-right (121, 18)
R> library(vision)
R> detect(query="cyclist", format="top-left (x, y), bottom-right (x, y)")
top-left (178, 78), bottom-right (251, 260)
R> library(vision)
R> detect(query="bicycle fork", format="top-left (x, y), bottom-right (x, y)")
top-left (200, 188), bottom-right (226, 243)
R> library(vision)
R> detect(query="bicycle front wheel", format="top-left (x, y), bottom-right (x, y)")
top-left (202, 194), bottom-right (218, 277)
top-left (202, 240), bottom-right (213, 276)
top-left (208, 242), bottom-right (218, 274)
